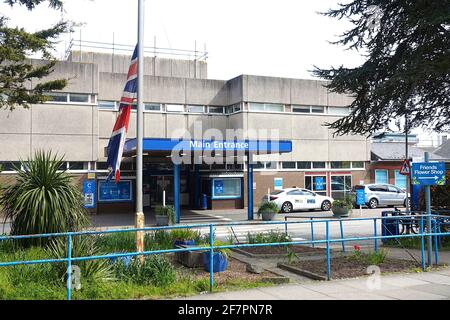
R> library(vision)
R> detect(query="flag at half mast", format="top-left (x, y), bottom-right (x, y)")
top-left (106, 45), bottom-right (138, 182)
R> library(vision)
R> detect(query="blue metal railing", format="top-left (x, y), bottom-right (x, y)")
top-left (0, 213), bottom-right (449, 300)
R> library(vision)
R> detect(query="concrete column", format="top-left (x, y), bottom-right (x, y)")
top-left (174, 163), bottom-right (181, 223)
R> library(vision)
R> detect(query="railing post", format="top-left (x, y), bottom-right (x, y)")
top-left (67, 235), bottom-right (72, 301)
top-left (310, 218), bottom-right (315, 248)
top-left (284, 217), bottom-right (288, 236)
top-left (326, 221), bottom-right (331, 280)
top-left (339, 219), bottom-right (345, 252)
top-left (209, 224), bottom-right (214, 292)
top-left (420, 216), bottom-right (425, 271)
top-left (433, 219), bottom-right (439, 265)
top-left (373, 218), bottom-right (378, 252)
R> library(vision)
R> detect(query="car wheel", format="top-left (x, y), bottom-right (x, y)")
top-left (281, 201), bottom-right (293, 213)
top-left (321, 200), bottom-right (332, 211)
top-left (368, 198), bottom-right (378, 209)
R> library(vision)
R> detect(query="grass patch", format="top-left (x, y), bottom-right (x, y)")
top-left (246, 230), bottom-right (291, 244)
top-left (384, 236), bottom-right (450, 251)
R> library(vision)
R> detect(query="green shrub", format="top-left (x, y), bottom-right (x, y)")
top-left (349, 249), bottom-right (388, 265)
top-left (46, 236), bottom-right (114, 283)
top-left (154, 205), bottom-right (175, 224)
top-left (170, 229), bottom-right (201, 242)
top-left (332, 195), bottom-right (354, 211)
top-left (212, 240), bottom-right (232, 259)
top-left (0, 151), bottom-right (89, 246)
top-left (257, 201), bottom-right (280, 214)
top-left (246, 230), bottom-right (291, 244)
top-left (147, 230), bottom-right (173, 250)
top-left (114, 255), bottom-right (176, 287)
top-left (95, 232), bottom-right (136, 253)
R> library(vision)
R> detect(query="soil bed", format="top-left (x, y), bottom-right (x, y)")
top-left (233, 244), bottom-right (326, 257)
top-left (174, 257), bottom-right (287, 285)
top-left (281, 256), bottom-right (419, 280)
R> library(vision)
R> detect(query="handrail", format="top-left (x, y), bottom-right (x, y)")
top-left (0, 213), bottom-right (448, 300)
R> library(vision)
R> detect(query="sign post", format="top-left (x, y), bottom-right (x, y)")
top-left (411, 153), bottom-right (446, 266)
top-left (355, 186), bottom-right (365, 217)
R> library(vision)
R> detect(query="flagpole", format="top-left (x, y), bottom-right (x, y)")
top-left (135, 0), bottom-right (145, 259)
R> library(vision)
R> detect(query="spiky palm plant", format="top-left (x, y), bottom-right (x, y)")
top-left (0, 150), bottom-right (89, 246)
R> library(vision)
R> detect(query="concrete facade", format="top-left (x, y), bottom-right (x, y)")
top-left (0, 50), bottom-right (370, 210)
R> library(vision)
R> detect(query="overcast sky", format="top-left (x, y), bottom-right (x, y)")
top-left (1, 0), bottom-right (443, 144)
top-left (1, 0), bottom-right (365, 80)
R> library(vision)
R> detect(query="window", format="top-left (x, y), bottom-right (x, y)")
top-left (68, 162), bottom-right (86, 171)
top-left (0, 161), bottom-right (20, 172)
top-left (305, 175), bottom-right (327, 196)
top-left (166, 104), bottom-right (184, 112)
top-left (331, 175), bottom-right (352, 200)
top-left (369, 185), bottom-right (388, 192)
top-left (96, 162), bottom-right (109, 170)
top-left (287, 189), bottom-right (303, 196)
top-left (144, 103), bottom-right (161, 111)
top-left (46, 92), bottom-right (68, 103)
top-left (375, 170), bottom-right (389, 184)
top-left (187, 105), bottom-right (204, 113)
top-left (248, 103), bottom-right (283, 112)
top-left (312, 162), bottom-right (326, 169)
top-left (311, 106), bottom-right (325, 114)
top-left (331, 161), bottom-right (351, 169)
top-left (394, 170), bottom-right (407, 190)
top-left (208, 106), bottom-right (224, 114)
top-left (98, 100), bottom-right (116, 110)
top-left (297, 161), bottom-right (312, 169)
top-left (233, 104), bottom-right (241, 113)
top-left (352, 161), bottom-right (365, 169)
top-left (292, 105), bottom-right (311, 113)
top-left (328, 107), bottom-right (350, 115)
top-left (265, 161), bottom-right (277, 170)
top-left (69, 93), bottom-right (90, 103)
top-left (212, 178), bottom-right (242, 199)
top-left (253, 162), bottom-right (265, 169)
top-left (282, 162), bottom-right (296, 169)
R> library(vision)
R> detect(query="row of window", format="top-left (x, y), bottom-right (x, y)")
top-left (375, 169), bottom-right (407, 189)
top-left (0, 161), bottom-right (90, 172)
top-left (98, 101), bottom-right (242, 115)
top-left (254, 161), bottom-right (365, 170)
top-left (45, 92), bottom-right (351, 116)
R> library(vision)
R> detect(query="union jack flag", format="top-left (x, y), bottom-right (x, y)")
top-left (106, 45), bottom-right (138, 182)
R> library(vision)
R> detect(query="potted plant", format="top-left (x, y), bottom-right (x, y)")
top-left (155, 205), bottom-right (175, 226)
top-left (203, 240), bottom-right (231, 273)
top-left (171, 229), bottom-right (200, 247)
top-left (331, 196), bottom-right (353, 217)
top-left (257, 201), bottom-right (280, 221)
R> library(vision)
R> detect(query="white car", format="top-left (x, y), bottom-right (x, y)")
top-left (262, 188), bottom-right (334, 213)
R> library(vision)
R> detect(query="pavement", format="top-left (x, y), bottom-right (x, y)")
top-left (182, 267), bottom-right (450, 300)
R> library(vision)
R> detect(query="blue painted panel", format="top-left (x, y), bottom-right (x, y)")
top-left (356, 188), bottom-right (366, 206)
top-left (412, 162), bottom-right (446, 186)
top-left (98, 180), bottom-right (133, 202)
top-left (83, 180), bottom-right (96, 209)
top-left (315, 177), bottom-right (325, 191)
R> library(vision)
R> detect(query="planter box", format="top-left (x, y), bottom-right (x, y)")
top-left (260, 212), bottom-right (276, 221)
top-left (203, 252), bottom-right (228, 273)
top-left (175, 244), bottom-right (205, 268)
top-left (332, 207), bottom-right (350, 217)
top-left (277, 263), bottom-right (327, 281)
top-left (155, 215), bottom-right (170, 226)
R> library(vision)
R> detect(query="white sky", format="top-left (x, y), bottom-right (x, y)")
top-left (1, 0), bottom-right (365, 80)
top-left (1, 0), bottom-right (445, 145)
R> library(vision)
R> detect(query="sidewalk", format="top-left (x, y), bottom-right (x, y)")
top-left (182, 268), bottom-right (450, 300)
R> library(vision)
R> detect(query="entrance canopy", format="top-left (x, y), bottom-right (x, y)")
top-left (124, 138), bottom-right (292, 156)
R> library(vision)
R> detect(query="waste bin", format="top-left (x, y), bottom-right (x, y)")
top-left (200, 194), bottom-right (208, 210)
top-left (381, 211), bottom-right (399, 244)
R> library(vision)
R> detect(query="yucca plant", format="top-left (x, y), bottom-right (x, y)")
top-left (0, 150), bottom-right (89, 246)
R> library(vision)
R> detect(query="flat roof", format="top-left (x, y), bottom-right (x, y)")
top-left (124, 138), bottom-right (292, 155)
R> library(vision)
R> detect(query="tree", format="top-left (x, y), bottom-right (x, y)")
top-left (0, 0), bottom-right (68, 111)
top-left (313, 0), bottom-right (450, 136)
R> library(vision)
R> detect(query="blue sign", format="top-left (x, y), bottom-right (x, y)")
top-left (83, 180), bottom-right (96, 209)
top-left (356, 188), bottom-right (366, 206)
top-left (412, 162), bottom-right (446, 186)
top-left (98, 180), bottom-right (133, 202)
top-left (315, 177), bottom-right (325, 191)
top-left (274, 178), bottom-right (283, 190)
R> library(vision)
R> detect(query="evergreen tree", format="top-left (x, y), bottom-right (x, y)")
top-left (0, 0), bottom-right (68, 110)
top-left (313, 0), bottom-right (450, 136)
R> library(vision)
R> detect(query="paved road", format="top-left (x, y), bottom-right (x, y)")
top-left (183, 267), bottom-right (450, 300)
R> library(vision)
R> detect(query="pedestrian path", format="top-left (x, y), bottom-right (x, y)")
top-left (182, 267), bottom-right (450, 300)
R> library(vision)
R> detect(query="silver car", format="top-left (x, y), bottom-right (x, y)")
top-left (351, 184), bottom-right (407, 209)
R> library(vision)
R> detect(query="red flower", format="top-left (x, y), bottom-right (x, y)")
top-left (354, 245), bottom-right (361, 251)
